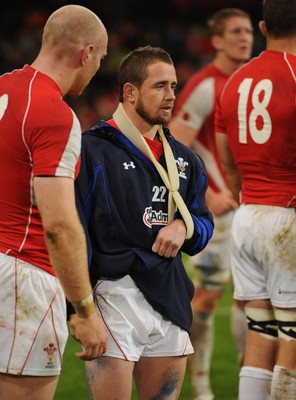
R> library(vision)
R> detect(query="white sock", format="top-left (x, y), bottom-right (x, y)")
top-left (271, 365), bottom-right (296, 399)
top-left (231, 303), bottom-right (248, 364)
top-left (189, 311), bottom-right (214, 396)
top-left (239, 366), bottom-right (272, 400)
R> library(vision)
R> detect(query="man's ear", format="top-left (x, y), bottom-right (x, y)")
top-left (80, 44), bottom-right (93, 66)
top-left (259, 20), bottom-right (267, 38)
top-left (211, 35), bottom-right (223, 51)
top-left (123, 83), bottom-right (137, 104)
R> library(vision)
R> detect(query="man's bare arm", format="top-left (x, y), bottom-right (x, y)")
top-left (34, 176), bottom-right (107, 360)
top-left (215, 133), bottom-right (242, 203)
top-left (169, 119), bottom-right (197, 147)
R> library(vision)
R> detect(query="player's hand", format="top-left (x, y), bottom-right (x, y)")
top-left (69, 312), bottom-right (108, 361)
top-left (152, 219), bottom-right (186, 258)
top-left (206, 189), bottom-right (239, 216)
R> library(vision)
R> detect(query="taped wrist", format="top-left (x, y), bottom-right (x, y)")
top-left (71, 293), bottom-right (96, 318)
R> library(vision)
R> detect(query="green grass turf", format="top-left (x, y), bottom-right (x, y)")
top-left (54, 283), bottom-right (239, 399)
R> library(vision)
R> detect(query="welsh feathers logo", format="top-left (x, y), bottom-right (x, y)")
top-left (43, 342), bottom-right (57, 368)
top-left (175, 157), bottom-right (188, 179)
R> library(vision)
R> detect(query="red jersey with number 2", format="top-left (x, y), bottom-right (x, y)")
top-left (0, 65), bottom-right (81, 275)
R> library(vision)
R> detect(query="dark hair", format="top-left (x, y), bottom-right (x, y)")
top-left (118, 45), bottom-right (174, 102)
top-left (207, 8), bottom-right (251, 36)
top-left (263, 0), bottom-right (296, 38)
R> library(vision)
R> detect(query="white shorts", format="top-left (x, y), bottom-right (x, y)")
top-left (231, 205), bottom-right (296, 307)
top-left (0, 253), bottom-right (68, 376)
top-left (93, 275), bottom-right (193, 361)
top-left (191, 210), bottom-right (235, 289)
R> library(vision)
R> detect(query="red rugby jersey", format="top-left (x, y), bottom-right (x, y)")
top-left (173, 63), bottom-right (230, 193)
top-left (216, 50), bottom-right (296, 207)
top-left (0, 65), bottom-right (81, 274)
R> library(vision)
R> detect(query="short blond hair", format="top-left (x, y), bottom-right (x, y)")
top-left (208, 8), bottom-right (251, 36)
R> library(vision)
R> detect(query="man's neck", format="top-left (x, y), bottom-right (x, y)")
top-left (267, 37), bottom-right (296, 56)
top-left (121, 103), bottom-right (159, 141)
top-left (214, 54), bottom-right (246, 76)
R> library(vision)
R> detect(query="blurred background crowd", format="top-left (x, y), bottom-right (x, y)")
top-left (0, 0), bottom-right (265, 129)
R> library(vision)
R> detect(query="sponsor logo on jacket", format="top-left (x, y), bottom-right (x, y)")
top-left (143, 207), bottom-right (168, 228)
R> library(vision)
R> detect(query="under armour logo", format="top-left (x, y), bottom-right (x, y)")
top-left (123, 161), bottom-right (136, 170)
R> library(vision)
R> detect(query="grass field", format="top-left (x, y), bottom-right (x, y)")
top-left (54, 283), bottom-right (239, 399)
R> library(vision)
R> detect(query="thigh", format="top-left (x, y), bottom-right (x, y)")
top-left (274, 308), bottom-right (296, 370)
top-left (243, 330), bottom-right (278, 372)
top-left (243, 300), bottom-right (278, 371)
top-left (134, 356), bottom-right (187, 400)
top-left (85, 357), bottom-right (134, 400)
top-left (191, 211), bottom-right (234, 291)
top-left (277, 338), bottom-right (296, 370)
top-left (192, 211), bottom-right (233, 270)
top-left (191, 286), bottom-right (224, 313)
top-left (0, 373), bottom-right (59, 400)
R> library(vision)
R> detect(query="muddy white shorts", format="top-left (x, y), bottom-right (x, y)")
top-left (93, 275), bottom-right (194, 361)
top-left (231, 205), bottom-right (296, 308)
top-left (191, 210), bottom-right (235, 290)
top-left (0, 252), bottom-right (68, 376)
